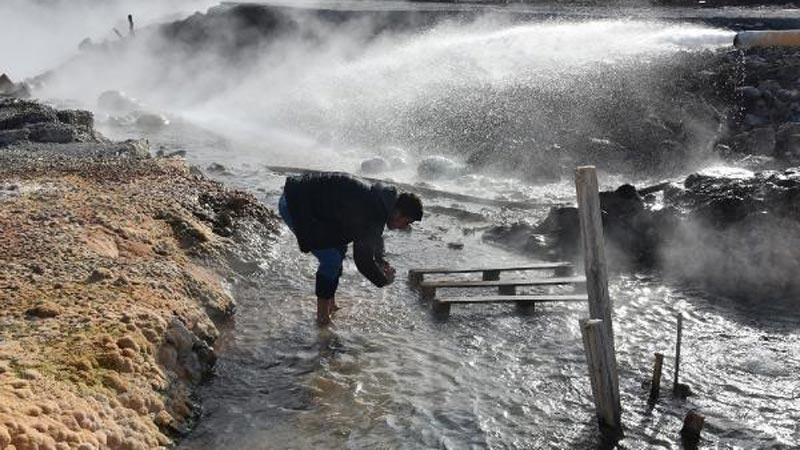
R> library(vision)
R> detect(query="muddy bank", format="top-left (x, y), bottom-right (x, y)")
top-left (0, 98), bottom-right (279, 449)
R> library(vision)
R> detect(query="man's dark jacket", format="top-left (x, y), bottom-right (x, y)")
top-left (283, 172), bottom-right (396, 288)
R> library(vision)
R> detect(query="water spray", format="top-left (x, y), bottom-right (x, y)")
top-left (733, 30), bottom-right (800, 49)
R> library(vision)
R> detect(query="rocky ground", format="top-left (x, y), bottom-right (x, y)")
top-left (0, 98), bottom-right (279, 449)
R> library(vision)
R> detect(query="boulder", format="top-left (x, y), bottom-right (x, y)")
top-left (0, 74), bottom-right (30, 98)
top-left (27, 122), bottom-right (81, 143)
top-left (750, 127), bottom-right (776, 156)
top-left (97, 90), bottom-right (140, 113)
top-left (360, 157), bottom-right (388, 174)
top-left (136, 113), bottom-right (170, 130)
top-left (776, 122), bottom-right (800, 158)
top-left (417, 156), bottom-right (464, 180)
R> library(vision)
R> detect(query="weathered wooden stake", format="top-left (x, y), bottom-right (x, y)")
top-left (498, 285), bottom-right (516, 295)
top-left (576, 166), bottom-right (621, 435)
top-left (432, 302), bottom-right (451, 320)
top-left (680, 410), bottom-right (705, 448)
top-left (673, 313), bottom-right (683, 394)
top-left (421, 285), bottom-right (436, 302)
top-left (408, 270), bottom-right (423, 288)
top-left (575, 166), bottom-right (615, 344)
top-left (649, 352), bottom-right (664, 404)
top-left (580, 319), bottom-right (622, 435)
top-left (482, 270), bottom-right (500, 281)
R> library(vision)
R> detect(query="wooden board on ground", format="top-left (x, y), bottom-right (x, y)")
top-left (420, 276), bottom-right (586, 301)
top-left (409, 262), bottom-right (571, 275)
top-left (435, 294), bottom-right (588, 304)
top-left (420, 276), bottom-right (586, 289)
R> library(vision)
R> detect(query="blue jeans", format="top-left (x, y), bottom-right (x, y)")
top-left (279, 193), bottom-right (346, 298)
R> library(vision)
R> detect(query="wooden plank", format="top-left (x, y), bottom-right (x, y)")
top-left (419, 276), bottom-right (586, 289)
top-left (409, 262), bottom-right (572, 275)
top-left (436, 294), bottom-right (588, 304)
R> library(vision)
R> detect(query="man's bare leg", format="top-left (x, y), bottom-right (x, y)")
top-left (317, 297), bottom-right (333, 325)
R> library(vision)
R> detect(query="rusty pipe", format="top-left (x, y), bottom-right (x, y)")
top-left (734, 30), bottom-right (800, 49)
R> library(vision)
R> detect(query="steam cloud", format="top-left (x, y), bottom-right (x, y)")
top-left (11, 3), bottom-right (736, 179)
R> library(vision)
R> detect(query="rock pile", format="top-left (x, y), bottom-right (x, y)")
top-left (0, 99), bottom-right (100, 147)
top-left (486, 167), bottom-right (800, 301)
top-left (717, 47), bottom-right (800, 163)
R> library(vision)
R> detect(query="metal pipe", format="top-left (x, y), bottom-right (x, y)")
top-left (734, 30), bottom-right (800, 49)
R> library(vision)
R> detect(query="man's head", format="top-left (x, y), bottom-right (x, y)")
top-left (388, 192), bottom-right (423, 230)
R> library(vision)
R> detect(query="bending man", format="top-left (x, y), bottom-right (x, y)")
top-left (278, 172), bottom-right (423, 325)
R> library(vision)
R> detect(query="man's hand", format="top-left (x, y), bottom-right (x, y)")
top-left (382, 263), bottom-right (396, 285)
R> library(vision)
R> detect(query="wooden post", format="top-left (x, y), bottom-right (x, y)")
top-left (580, 319), bottom-right (622, 435)
top-left (516, 301), bottom-right (535, 315)
top-left (554, 265), bottom-right (574, 277)
top-left (482, 270), bottom-right (500, 281)
top-left (575, 166), bottom-right (615, 344)
top-left (408, 270), bottom-right (423, 288)
top-left (673, 313), bottom-right (683, 394)
top-left (421, 285), bottom-right (436, 302)
top-left (649, 353), bottom-right (664, 404)
top-left (680, 410), bottom-right (704, 448)
top-left (576, 167), bottom-right (621, 436)
top-left (498, 285), bottom-right (516, 295)
top-left (432, 302), bottom-right (451, 320)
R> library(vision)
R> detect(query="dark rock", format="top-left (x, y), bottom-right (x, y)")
top-left (0, 129), bottom-right (31, 146)
top-left (25, 302), bottom-right (62, 319)
top-left (56, 109), bottom-right (94, 131)
top-left (0, 99), bottom-right (96, 145)
top-left (165, 150), bottom-right (187, 158)
top-left (743, 113), bottom-right (770, 128)
top-left (750, 127), bottom-right (776, 155)
top-left (447, 242), bottom-right (464, 250)
top-left (0, 74), bottom-right (30, 99)
top-left (498, 168), bottom-right (800, 300)
top-left (0, 74), bottom-right (13, 94)
top-left (87, 267), bottom-right (115, 283)
top-left (775, 122), bottom-right (800, 158)
top-left (206, 163), bottom-right (229, 174)
top-left (0, 99), bottom-right (58, 130)
top-left (114, 139), bottom-right (150, 158)
top-left (27, 122), bottom-right (81, 143)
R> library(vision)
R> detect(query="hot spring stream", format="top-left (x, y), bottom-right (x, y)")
top-left (26, 2), bottom-right (799, 447)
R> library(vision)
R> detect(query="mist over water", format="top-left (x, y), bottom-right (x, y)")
top-left (29, 7), bottom-right (736, 180)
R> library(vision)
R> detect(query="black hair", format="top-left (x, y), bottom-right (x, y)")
top-left (395, 192), bottom-right (423, 221)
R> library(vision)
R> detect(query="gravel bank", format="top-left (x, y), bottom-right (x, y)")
top-left (0, 98), bottom-right (279, 449)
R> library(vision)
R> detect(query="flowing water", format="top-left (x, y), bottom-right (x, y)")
top-left (10, 1), bottom-right (800, 447)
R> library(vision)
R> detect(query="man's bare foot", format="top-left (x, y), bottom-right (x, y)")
top-left (317, 297), bottom-right (333, 326)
